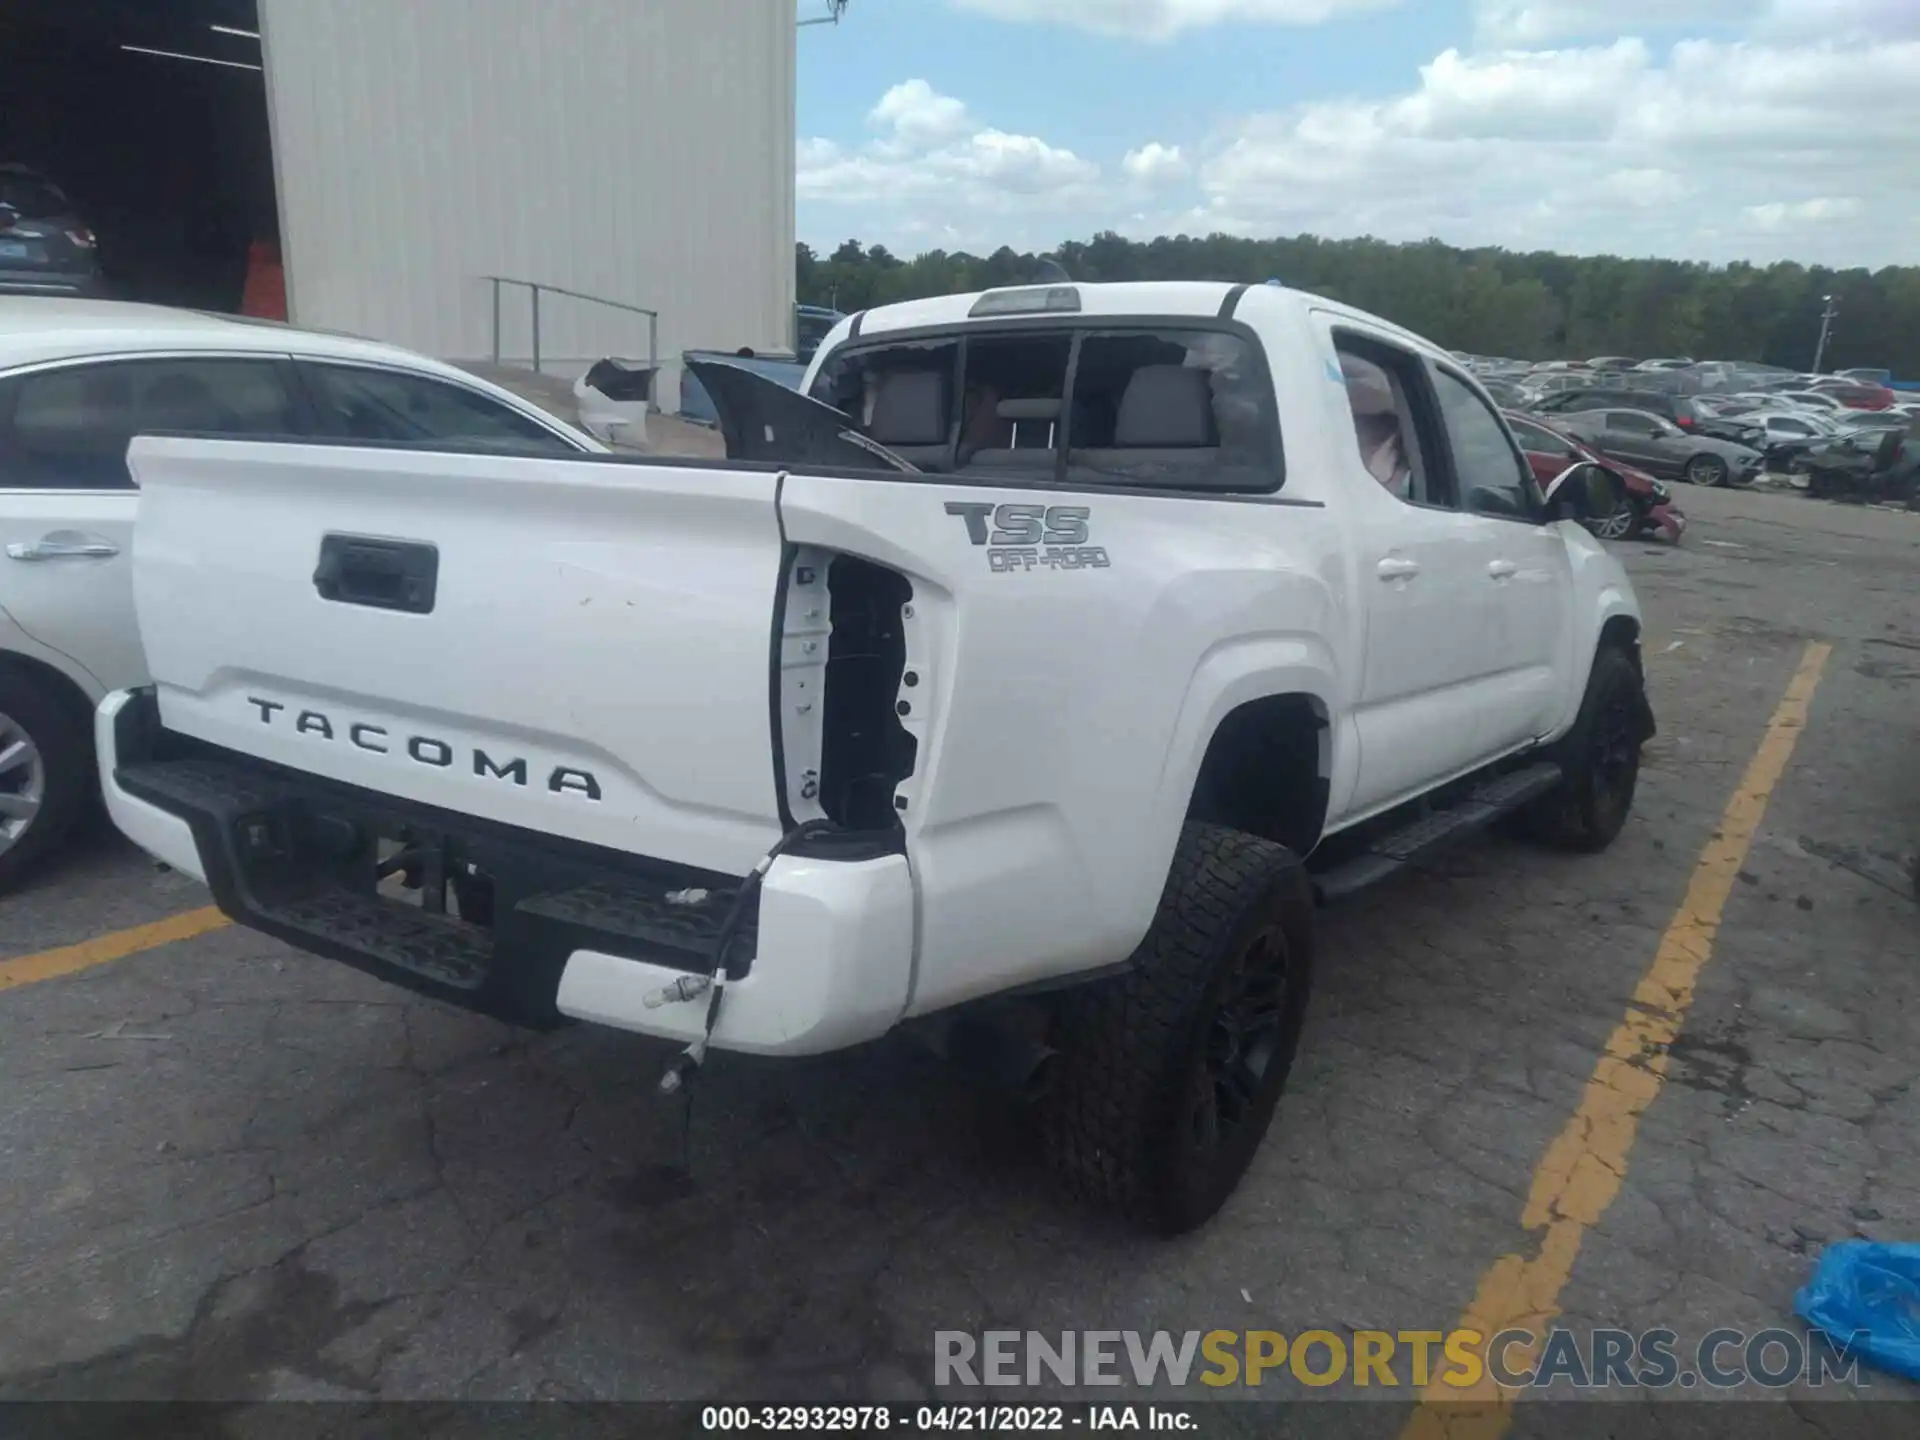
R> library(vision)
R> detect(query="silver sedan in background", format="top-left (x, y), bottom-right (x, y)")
top-left (1551, 407), bottom-right (1764, 487)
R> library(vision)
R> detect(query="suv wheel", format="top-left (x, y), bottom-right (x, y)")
top-left (1684, 453), bottom-right (1730, 486)
top-left (1041, 823), bottom-right (1315, 1235)
top-left (1520, 645), bottom-right (1651, 853)
top-left (0, 673), bottom-right (90, 890)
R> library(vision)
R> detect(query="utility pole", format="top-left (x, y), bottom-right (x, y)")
top-left (1812, 294), bottom-right (1838, 373)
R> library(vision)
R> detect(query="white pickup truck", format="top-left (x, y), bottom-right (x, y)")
top-left (99, 280), bottom-right (1654, 1234)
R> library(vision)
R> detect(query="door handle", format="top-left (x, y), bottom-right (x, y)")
top-left (1376, 557), bottom-right (1421, 581)
top-left (6, 536), bottom-right (120, 561)
top-left (1487, 559), bottom-right (1519, 581)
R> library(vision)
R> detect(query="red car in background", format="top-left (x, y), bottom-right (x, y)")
top-left (1810, 380), bottom-right (1895, 411)
top-left (1504, 410), bottom-right (1686, 543)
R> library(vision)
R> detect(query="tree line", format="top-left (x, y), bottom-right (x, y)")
top-left (796, 233), bottom-right (1920, 376)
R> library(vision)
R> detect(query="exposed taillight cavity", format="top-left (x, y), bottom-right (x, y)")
top-left (774, 547), bottom-right (919, 834)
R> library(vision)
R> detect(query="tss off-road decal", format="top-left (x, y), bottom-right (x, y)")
top-left (944, 501), bottom-right (1111, 573)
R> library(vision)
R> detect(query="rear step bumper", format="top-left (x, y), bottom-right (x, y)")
top-left (97, 689), bottom-right (916, 1056)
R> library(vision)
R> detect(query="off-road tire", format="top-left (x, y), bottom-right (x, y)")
top-left (0, 671), bottom-right (91, 892)
top-left (1041, 823), bottom-right (1315, 1236)
top-left (1519, 645), bottom-right (1649, 853)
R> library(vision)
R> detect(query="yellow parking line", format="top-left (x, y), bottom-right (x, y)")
top-left (1403, 639), bottom-right (1833, 1439)
top-left (0, 906), bottom-right (230, 994)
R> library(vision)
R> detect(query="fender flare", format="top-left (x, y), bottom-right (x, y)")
top-left (1551, 587), bottom-right (1647, 742)
top-left (1133, 633), bottom-right (1341, 907)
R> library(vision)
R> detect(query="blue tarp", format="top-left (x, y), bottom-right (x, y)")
top-left (1795, 1241), bottom-right (1920, 1381)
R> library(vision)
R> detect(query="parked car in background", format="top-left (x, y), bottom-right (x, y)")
top-left (1774, 390), bottom-right (1849, 414)
top-left (678, 303), bottom-right (849, 426)
top-left (1741, 410), bottom-right (1844, 470)
top-left (0, 298), bottom-right (604, 888)
top-left (1505, 410), bottom-right (1685, 542)
top-left (1553, 407), bottom-right (1763, 487)
top-left (1586, 356), bottom-right (1638, 372)
top-left (1831, 410), bottom-right (1910, 433)
top-left (1792, 426), bottom-right (1920, 505)
top-left (1619, 367), bottom-right (1706, 397)
top-left (1836, 367), bottom-right (1892, 386)
top-left (794, 304), bottom-right (844, 363)
top-left (1521, 371), bottom-right (1599, 399)
top-left (1635, 357), bottom-right (1695, 371)
top-left (0, 166), bottom-right (104, 299)
top-left (1747, 411), bottom-right (1835, 444)
top-left (1533, 386), bottom-right (1703, 429)
top-left (1806, 379), bottom-right (1895, 411)
top-left (1691, 395), bottom-right (1763, 419)
top-left (1721, 392), bottom-right (1814, 415)
top-left (1690, 361), bottom-right (1771, 391)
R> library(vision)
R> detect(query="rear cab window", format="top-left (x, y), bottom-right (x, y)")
top-left (806, 318), bottom-right (1283, 494)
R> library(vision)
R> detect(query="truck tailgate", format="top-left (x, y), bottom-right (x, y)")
top-left (128, 436), bottom-right (786, 877)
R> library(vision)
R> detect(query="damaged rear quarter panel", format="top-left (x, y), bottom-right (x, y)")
top-left (777, 472), bottom-right (1344, 1017)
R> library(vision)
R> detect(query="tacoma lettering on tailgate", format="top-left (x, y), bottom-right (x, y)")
top-left (246, 697), bottom-right (602, 800)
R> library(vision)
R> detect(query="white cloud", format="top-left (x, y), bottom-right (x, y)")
top-left (1744, 197), bottom-right (1865, 230)
top-left (869, 79), bottom-right (971, 147)
top-left (949, 0), bottom-right (1398, 42)
top-left (1592, 168), bottom-right (1689, 209)
top-left (800, 17), bottom-right (1920, 268)
top-left (1477, 0), bottom-right (1920, 44)
top-left (1760, 0), bottom-right (1920, 39)
top-left (799, 80), bottom-right (1101, 249)
top-left (1195, 36), bottom-right (1920, 265)
top-left (1122, 142), bottom-right (1190, 182)
top-left (1473, 0), bottom-right (1748, 45)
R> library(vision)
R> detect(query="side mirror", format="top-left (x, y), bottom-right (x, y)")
top-left (1544, 461), bottom-right (1625, 521)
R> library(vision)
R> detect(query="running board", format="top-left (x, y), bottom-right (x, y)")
top-left (1312, 761), bottom-right (1563, 904)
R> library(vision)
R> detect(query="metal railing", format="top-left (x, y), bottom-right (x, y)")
top-left (484, 275), bottom-right (659, 376)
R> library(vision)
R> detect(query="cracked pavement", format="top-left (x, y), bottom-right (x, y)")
top-left (1, 483), bottom-right (1916, 1433)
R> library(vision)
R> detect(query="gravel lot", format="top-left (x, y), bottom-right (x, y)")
top-left (1, 482), bottom-right (1916, 1433)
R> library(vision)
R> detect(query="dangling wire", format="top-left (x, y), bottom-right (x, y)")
top-left (657, 819), bottom-right (841, 1096)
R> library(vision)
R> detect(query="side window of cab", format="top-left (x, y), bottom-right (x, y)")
top-left (1430, 368), bottom-right (1541, 522)
top-left (1331, 334), bottom-right (1449, 508)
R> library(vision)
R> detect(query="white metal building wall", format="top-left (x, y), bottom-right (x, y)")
top-left (256, 0), bottom-right (796, 409)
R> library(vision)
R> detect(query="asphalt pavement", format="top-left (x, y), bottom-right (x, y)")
top-left (1, 481), bottom-right (1916, 1436)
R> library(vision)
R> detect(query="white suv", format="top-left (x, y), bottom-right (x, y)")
top-left (0, 298), bottom-right (601, 887)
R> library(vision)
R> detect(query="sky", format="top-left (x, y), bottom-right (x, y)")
top-left (794, 0), bottom-right (1920, 269)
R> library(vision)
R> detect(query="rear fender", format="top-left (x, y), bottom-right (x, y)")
top-left (1150, 639), bottom-right (1342, 865)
